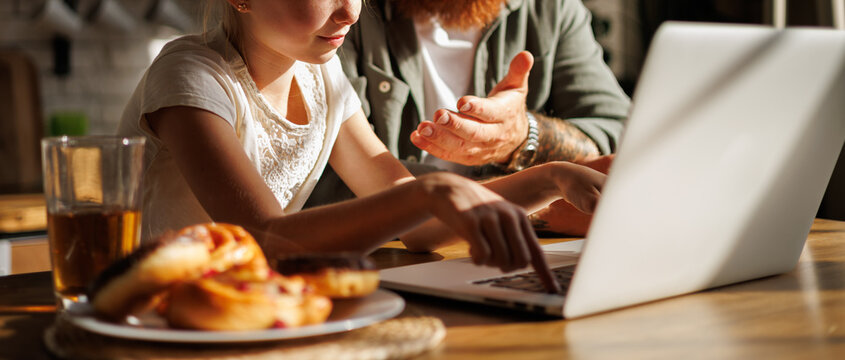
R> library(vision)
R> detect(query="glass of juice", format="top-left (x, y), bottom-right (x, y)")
top-left (41, 136), bottom-right (145, 309)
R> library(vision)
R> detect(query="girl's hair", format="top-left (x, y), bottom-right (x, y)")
top-left (203, 0), bottom-right (241, 45)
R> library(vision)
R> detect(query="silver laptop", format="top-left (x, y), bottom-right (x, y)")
top-left (379, 22), bottom-right (845, 318)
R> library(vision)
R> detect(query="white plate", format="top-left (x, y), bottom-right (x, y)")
top-left (63, 289), bottom-right (405, 343)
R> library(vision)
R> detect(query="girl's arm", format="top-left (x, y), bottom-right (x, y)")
top-left (146, 106), bottom-right (422, 251)
top-left (146, 106), bottom-right (543, 274)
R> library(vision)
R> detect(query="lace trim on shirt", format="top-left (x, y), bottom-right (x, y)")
top-left (231, 61), bottom-right (327, 209)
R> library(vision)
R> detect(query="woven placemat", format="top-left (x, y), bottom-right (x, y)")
top-left (44, 311), bottom-right (445, 360)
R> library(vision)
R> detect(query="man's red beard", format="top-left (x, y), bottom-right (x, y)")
top-left (392, 0), bottom-right (507, 30)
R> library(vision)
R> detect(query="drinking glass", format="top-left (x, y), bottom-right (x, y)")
top-left (41, 136), bottom-right (145, 309)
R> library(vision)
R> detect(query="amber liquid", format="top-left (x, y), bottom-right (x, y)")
top-left (47, 208), bottom-right (141, 302)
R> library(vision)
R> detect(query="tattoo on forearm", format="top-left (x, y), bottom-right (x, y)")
top-left (531, 113), bottom-right (600, 164)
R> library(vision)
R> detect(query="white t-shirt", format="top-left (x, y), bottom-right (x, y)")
top-left (117, 30), bottom-right (361, 241)
top-left (415, 18), bottom-right (482, 176)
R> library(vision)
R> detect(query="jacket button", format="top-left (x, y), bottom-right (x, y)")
top-left (407, 155), bottom-right (418, 163)
top-left (378, 81), bottom-right (391, 93)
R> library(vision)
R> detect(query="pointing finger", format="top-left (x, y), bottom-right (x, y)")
top-left (522, 218), bottom-right (561, 294)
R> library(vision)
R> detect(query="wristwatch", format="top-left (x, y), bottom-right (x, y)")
top-left (505, 112), bottom-right (539, 172)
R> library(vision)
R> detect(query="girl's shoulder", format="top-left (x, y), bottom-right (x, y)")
top-left (153, 34), bottom-right (220, 62)
top-left (147, 32), bottom-right (241, 78)
top-left (134, 33), bottom-right (246, 127)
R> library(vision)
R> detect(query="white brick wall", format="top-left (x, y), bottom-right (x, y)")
top-left (0, 0), bottom-right (200, 135)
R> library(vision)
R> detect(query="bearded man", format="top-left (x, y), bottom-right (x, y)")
top-left (306, 0), bottom-right (630, 236)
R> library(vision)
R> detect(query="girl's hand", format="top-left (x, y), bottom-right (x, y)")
top-left (416, 173), bottom-right (557, 292)
top-left (545, 161), bottom-right (607, 215)
top-left (529, 155), bottom-right (614, 236)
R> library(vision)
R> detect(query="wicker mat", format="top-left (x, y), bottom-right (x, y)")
top-left (44, 311), bottom-right (445, 360)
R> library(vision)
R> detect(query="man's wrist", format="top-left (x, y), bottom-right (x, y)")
top-left (503, 111), bottom-right (539, 172)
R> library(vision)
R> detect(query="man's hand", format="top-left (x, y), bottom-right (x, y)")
top-left (531, 155), bottom-right (614, 236)
top-left (410, 51), bottom-right (535, 166)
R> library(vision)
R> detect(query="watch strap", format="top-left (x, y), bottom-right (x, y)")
top-left (504, 112), bottom-right (539, 172)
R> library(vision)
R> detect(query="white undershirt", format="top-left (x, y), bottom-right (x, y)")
top-left (414, 18), bottom-right (481, 175)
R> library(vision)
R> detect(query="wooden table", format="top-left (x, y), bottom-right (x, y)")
top-left (0, 193), bottom-right (46, 234)
top-left (2, 219), bottom-right (845, 359)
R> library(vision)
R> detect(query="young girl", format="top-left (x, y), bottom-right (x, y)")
top-left (116, 0), bottom-right (604, 289)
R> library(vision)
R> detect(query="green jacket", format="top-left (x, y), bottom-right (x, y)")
top-left (306, 0), bottom-right (631, 206)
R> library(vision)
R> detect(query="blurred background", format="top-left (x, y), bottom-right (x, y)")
top-left (0, 0), bottom-right (201, 194)
top-left (0, 0), bottom-right (842, 222)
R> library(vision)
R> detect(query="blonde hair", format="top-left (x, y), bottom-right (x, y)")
top-left (203, 0), bottom-right (241, 46)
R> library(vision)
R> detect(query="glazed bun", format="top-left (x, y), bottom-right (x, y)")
top-left (89, 223), bottom-right (269, 321)
top-left (166, 267), bottom-right (332, 330)
top-left (272, 254), bottom-right (380, 298)
top-left (178, 223), bottom-right (269, 274)
top-left (89, 233), bottom-right (211, 320)
top-left (89, 223), bottom-right (341, 331)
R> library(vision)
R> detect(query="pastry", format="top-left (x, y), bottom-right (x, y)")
top-left (272, 253), bottom-right (379, 298)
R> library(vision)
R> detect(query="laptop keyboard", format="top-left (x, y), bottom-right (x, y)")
top-left (471, 265), bottom-right (576, 296)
